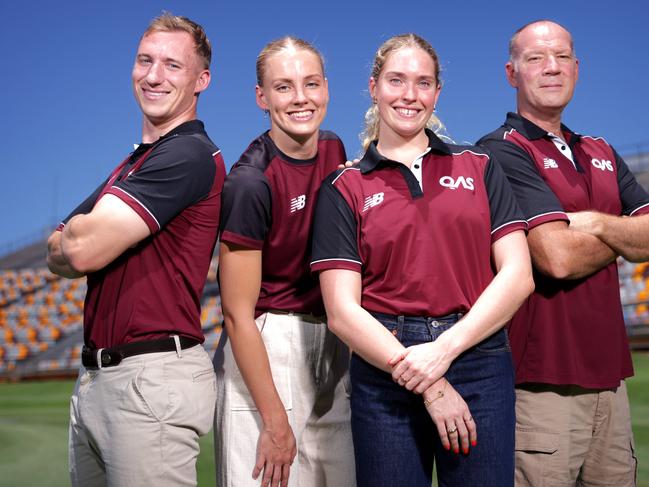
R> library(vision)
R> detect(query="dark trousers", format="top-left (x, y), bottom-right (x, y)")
top-left (350, 312), bottom-right (515, 487)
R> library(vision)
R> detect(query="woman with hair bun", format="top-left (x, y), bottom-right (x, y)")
top-left (213, 37), bottom-right (355, 487)
top-left (311, 33), bottom-right (533, 486)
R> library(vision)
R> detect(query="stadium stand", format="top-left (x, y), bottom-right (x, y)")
top-left (0, 243), bottom-right (222, 379)
top-left (2, 210), bottom-right (649, 379)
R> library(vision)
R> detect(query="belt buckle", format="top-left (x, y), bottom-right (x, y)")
top-left (99, 349), bottom-right (123, 367)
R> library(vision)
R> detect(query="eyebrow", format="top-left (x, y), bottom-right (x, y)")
top-left (136, 53), bottom-right (185, 66)
top-left (383, 70), bottom-right (435, 79)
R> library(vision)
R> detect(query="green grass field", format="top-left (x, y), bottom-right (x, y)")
top-left (1, 353), bottom-right (647, 486)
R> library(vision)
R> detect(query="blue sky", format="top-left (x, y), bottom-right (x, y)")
top-left (1, 0), bottom-right (648, 252)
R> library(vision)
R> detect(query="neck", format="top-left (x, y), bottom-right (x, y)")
top-left (376, 128), bottom-right (429, 167)
top-left (518, 105), bottom-right (564, 140)
top-left (141, 111), bottom-right (197, 144)
top-left (269, 129), bottom-right (319, 160)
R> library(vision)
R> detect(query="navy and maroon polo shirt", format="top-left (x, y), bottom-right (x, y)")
top-left (60, 120), bottom-right (226, 349)
top-left (479, 112), bottom-right (649, 388)
top-left (310, 129), bottom-right (526, 318)
top-left (219, 130), bottom-right (346, 316)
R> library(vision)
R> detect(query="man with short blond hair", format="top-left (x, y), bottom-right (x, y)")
top-left (47, 13), bottom-right (225, 486)
top-left (479, 19), bottom-right (649, 486)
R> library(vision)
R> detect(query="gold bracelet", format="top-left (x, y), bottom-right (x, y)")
top-left (423, 389), bottom-right (444, 407)
top-left (423, 379), bottom-right (448, 407)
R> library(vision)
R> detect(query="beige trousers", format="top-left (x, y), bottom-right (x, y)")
top-left (213, 311), bottom-right (356, 487)
top-left (514, 382), bottom-right (637, 487)
top-left (69, 345), bottom-right (216, 487)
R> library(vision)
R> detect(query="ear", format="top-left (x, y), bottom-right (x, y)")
top-left (505, 61), bottom-right (518, 89)
top-left (323, 77), bottom-right (330, 105)
top-left (194, 69), bottom-right (211, 95)
top-left (369, 77), bottom-right (376, 100)
top-left (574, 58), bottom-right (579, 83)
top-left (255, 85), bottom-right (268, 111)
top-left (433, 83), bottom-right (442, 108)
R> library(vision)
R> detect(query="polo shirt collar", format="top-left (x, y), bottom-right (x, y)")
top-left (162, 119), bottom-right (205, 138)
top-left (359, 128), bottom-right (452, 174)
top-left (504, 112), bottom-right (581, 145)
top-left (132, 120), bottom-right (205, 157)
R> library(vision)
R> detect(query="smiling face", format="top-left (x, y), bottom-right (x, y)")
top-left (132, 30), bottom-right (210, 136)
top-left (370, 46), bottom-right (441, 143)
top-left (506, 21), bottom-right (578, 122)
top-left (255, 47), bottom-right (328, 152)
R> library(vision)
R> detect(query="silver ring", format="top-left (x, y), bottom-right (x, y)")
top-left (448, 426), bottom-right (458, 434)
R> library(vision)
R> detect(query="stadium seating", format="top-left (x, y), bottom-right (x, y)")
top-left (1, 255), bottom-right (647, 378)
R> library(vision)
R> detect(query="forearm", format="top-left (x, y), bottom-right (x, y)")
top-left (328, 302), bottom-right (405, 373)
top-left (320, 269), bottom-right (404, 372)
top-left (225, 315), bottom-right (288, 424)
top-left (439, 259), bottom-right (532, 357)
top-left (437, 232), bottom-right (534, 357)
top-left (61, 195), bottom-right (150, 273)
top-left (529, 221), bottom-right (617, 280)
top-left (46, 231), bottom-right (84, 279)
top-left (574, 212), bottom-right (649, 263)
top-left (61, 214), bottom-right (102, 273)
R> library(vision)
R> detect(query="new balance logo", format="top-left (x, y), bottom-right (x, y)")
top-left (543, 157), bottom-right (558, 169)
top-left (591, 158), bottom-right (613, 172)
top-left (363, 192), bottom-right (384, 212)
top-left (439, 176), bottom-right (474, 191)
top-left (290, 195), bottom-right (306, 213)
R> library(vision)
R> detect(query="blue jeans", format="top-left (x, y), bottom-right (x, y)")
top-left (350, 312), bottom-right (515, 487)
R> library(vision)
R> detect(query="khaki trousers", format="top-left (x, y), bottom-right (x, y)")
top-left (515, 382), bottom-right (637, 487)
top-left (69, 345), bottom-right (216, 487)
top-left (213, 311), bottom-right (355, 486)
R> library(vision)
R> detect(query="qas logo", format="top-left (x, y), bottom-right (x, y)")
top-left (591, 158), bottom-right (613, 172)
top-left (439, 176), bottom-right (474, 191)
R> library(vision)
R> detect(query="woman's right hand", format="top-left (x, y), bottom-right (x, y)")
top-left (253, 415), bottom-right (297, 487)
top-left (423, 379), bottom-right (477, 454)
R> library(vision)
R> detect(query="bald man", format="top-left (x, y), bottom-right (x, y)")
top-left (478, 20), bottom-right (649, 486)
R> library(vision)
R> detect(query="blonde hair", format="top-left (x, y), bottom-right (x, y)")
top-left (256, 36), bottom-right (325, 86)
top-left (361, 33), bottom-right (444, 150)
top-left (144, 12), bottom-right (211, 69)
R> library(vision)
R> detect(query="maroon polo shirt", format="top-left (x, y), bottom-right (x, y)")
top-left (479, 112), bottom-right (649, 388)
top-left (61, 120), bottom-right (226, 348)
top-left (311, 129), bottom-right (526, 317)
top-left (219, 130), bottom-right (346, 316)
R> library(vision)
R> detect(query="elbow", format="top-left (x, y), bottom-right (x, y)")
top-left (522, 270), bottom-right (535, 298)
top-left (63, 244), bottom-right (100, 274)
top-left (532, 253), bottom-right (573, 280)
top-left (222, 314), bottom-right (235, 334)
top-left (325, 313), bottom-right (345, 338)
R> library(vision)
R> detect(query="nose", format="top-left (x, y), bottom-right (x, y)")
top-left (292, 85), bottom-right (307, 104)
top-left (145, 61), bottom-right (164, 85)
top-left (543, 55), bottom-right (561, 74)
top-left (403, 81), bottom-right (417, 102)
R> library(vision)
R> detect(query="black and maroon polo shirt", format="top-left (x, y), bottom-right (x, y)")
top-left (60, 120), bottom-right (226, 348)
top-left (310, 129), bottom-right (526, 317)
top-left (479, 112), bottom-right (649, 388)
top-left (219, 130), bottom-right (346, 316)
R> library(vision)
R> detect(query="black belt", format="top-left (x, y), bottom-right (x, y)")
top-left (81, 336), bottom-right (200, 368)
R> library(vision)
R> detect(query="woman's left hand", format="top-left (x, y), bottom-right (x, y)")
top-left (388, 341), bottom-right (453, 394)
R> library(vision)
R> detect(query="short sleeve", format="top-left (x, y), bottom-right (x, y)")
top-left (60, 177), bottom-right (110, 229)
top-left (480, 138), bottom-right (568, 229)
top-left (310, 171), bottom-right (362, 273)
top-left (219, 164), bottom-right (272, 250)
top-left (613, 148), bottom-right (649, 216)
top-left (107, 135), bottom-right (217, 233)
top-left (483, 154), bottom-right (527, 242)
